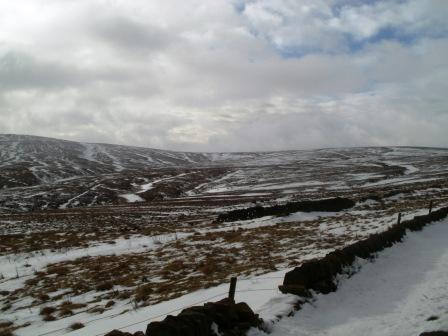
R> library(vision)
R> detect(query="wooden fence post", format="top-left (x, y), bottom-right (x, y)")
top-left (228, 277), bottom-right (237, 301)
top-left (429, 201), bottom-right (433, 214)
top-left (397, 213), bottom-right (402, 225)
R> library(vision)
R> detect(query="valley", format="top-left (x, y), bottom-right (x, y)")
top-left (1, 135), bottom-right (447, 336)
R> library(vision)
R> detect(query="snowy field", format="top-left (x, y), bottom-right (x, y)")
top-left (7, 217), bottom-right (448, 336)
top-left (14, 270), bottom-right (293, 336)
top-left (1, 136), bottom-right (448, 335)
top-left (250, 219), bottom-right (448, 336)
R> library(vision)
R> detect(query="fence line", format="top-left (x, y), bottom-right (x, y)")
top-left (25, 201), bottom-right (442, 336)
top-left (92, 292), bottom-right (233, 336)
top-left (93, 288), bottom-right (280, 336)
top-left (35, 285), bottom-right (281, 336)
top-left (238, 276), bottom-right (284, 281)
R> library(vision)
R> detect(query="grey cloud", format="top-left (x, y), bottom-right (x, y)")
top-left (363, 39), bottom-right (448, 85)
top-left (203, 91), bottom-right (448, 152)
top-left (0, 52), bottom-right (82, 90)
top-left (0, 0), bottom-right (446, 151)
top-left (90, 15), bottom-right (175, 55)
top-left (0, 50), bottom-right (155, 93)
top-left (158, 51), bottom-right (368, 108)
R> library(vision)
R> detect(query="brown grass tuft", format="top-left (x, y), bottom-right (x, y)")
top-left (69, 322), bottom-right (85, 330)
top-left (39, 306), bottom-right (56, 316)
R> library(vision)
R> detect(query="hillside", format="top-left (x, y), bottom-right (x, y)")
top-left (0, 134), bottom-right (213, 187)
top-left (1, 134), bottom-right (447, 214)
top-left (0, 135), bottom-right (448, 336)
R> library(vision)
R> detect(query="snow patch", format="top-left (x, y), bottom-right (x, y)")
top-left (120, 193), bottom-right (144, 203)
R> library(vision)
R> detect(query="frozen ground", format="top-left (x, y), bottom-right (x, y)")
top-left (250, 219), bottom-right (448, 336)
top-left (1, 136), bottom-right (448, 335)
top-left (1, 136), bottom-right (448, 213)
top-left (10, 218), bottom-right (448, 336)
top-left (13, 270), bottom-right (292, 336)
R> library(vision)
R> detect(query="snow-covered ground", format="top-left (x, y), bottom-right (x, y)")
top-left (250, 219), bottom-right (448, 336)
top-left (13, 270), bottom-right (292, 336)
top-left (1, 137), bottom-right (448, 335)
top-left (2, 135), bottom-right (448, 213)
top-left (204, 211), bottom-right (339, 232)
top-left (0, 233), bottom-right (186, 291)
top-left (15, 218), bottom-right (448, 336)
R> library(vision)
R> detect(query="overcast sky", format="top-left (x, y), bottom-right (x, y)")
top-left (0, 0), bottom-right (447, 151)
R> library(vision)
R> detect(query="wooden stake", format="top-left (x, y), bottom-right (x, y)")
top-left (429, 201), bottom-right (433, 214)
top-left (397, 213), bottom-right (402, 225)
top-left (228, 277), bottom-right (237, 301)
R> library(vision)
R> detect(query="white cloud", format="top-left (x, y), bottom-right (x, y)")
top-left (0, 0), bottom-right (447, 151)
top-left (241, 0), bottom-right (448, 51)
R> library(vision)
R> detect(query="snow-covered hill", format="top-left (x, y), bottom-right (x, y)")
top-left (1, 134), bottom-right (448, 213)
top-left (0, 134), bottom-right (213, 188)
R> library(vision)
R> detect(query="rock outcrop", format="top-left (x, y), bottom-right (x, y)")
top-left (105, 298), bottom-right (262, 336)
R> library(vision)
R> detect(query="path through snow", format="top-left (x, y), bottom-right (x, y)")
top-left (250, 220), bottom-right (448, 336)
